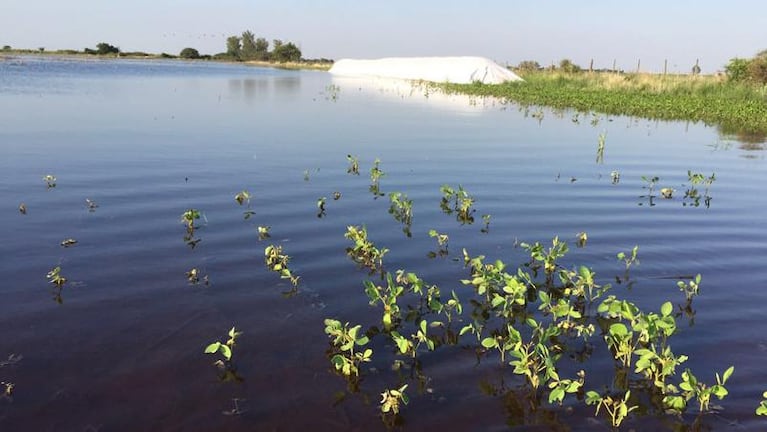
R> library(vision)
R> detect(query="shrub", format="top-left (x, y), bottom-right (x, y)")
top-left (559, 59), bottom-right (582, 73)
top-left (95, 42), bottom-right (119, 55)
top-left (747, 56), bottom-right (767, 84)
top-left (179, 47), bottom-right (200, 59)
top-left (725, 58), bottom-right (751, 82)
top-left (518, 60), bottom-right (541, 72)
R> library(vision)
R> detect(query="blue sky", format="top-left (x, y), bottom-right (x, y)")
top-left (2, 0), bottom-right (764, 73)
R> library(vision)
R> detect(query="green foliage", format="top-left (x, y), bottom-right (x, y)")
top-left (179, 47), bottom-right (200, 59)
top-left (585, 390), bottom-right (637, 428)
top-left (388, 192), bottom-right (413, 236)
top-left (226, 36), bottom-right (241, 59)
top-left (344, 225), bottom-right (388, 273)
top-left (271, 41), bottom-right (302, 63)
top-left (517, 60), bottom-right (541, 72)
top-left (756, 391), bottom-right (767, 415)
top-left (264, 244), bottom-right (300, 288)
top-left (234, 190), bottom-right (251, 205)
top-left (204, 326), bottom-right (242, 364)
top-left (438, 71), bottom-right (767, 136)
top-left (180, 209), bottom-right (201, 230)
top-left (440, 184), bottom-right (475, 224)
top-left (558, 59), bottom-right (582, 73)
top-left (664, 366), bottom-right (734, 413)
top-left (677, 274), bottom-right (701, 302)
top-left (94, 42), bottom-right (119, 55)
top-left (346, 154), bottom-right (359, 175)
top-left (46, 266), bottom-right (67, 287)
top-left (380, 384), bottom-right (409, 414)
top-left (617, 245), bottom-right (639, 273)
top-left (324, 319), bottom-right (372, 377)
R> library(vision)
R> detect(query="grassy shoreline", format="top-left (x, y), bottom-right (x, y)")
top-left (440, 71), bottom-right (767, 136)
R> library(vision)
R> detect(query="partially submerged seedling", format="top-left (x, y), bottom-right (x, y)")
top-left (440, 184), bottom-right (476, 224)
top-left (43, 174), bottom-right (56, 188)
top-left (610, 170), bottom-right (620, 184)
top-left (677, 274), bottom-right (701, 303)
top-left (344, 225), bottom-right (388, 273)
top-left (204, 327), bottom-right (242, 367)
top-left (317, 197), bottom-right (327, 218)
top-left (181, 209), bottom-right (201, 230)
top-left (324, 319), bottom-right (372, 378)
top-left (18, 203), bottom-right (27, 214)
top-left (684, 171), bottom-right (716, 208)
top-left (388, 192), bottom-right (413, 237)
top-left (234, 190), bottom-right (251, 206)
top-left (1, 382), bottom-right (14, 400)
top-left (186, 268), bottom-right (209, 285)
top-left (346, 154), bottom-right (360, 175)
top-left (576, 231), bottom-right (588, 248)
top-left (380, 384), bottom-right (409, 415)
top-left (585, 390), bottom-right (637, 428)
top-left (333, 191), bottom-right (342, 200)
top-left (369, 158), bottom-right (385, 197)
top-left (86, 198), bottom-right (98, 211)
top-left (596, 131), bottom-right (606, 164)
top-left (257, 225), bottom-right (271, 241)
top-left (264, 244), bottom-right (300, 290)
top-left (480, 214), bottom-right (491, 233)
top-left (640, 176), bottom-right (659, 206)
top-left (60, 238), bottom-right (77, 247)
top-left (428, 229), bottom-right (449, 258)
top-left (47, 266), bottom-right (66, 287)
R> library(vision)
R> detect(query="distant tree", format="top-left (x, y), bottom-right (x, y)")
top-left (517, 60), bottom-right (541, 72)
top-left (725, 58), bottom-right (751, 82)
top-left (255, 37), bottom-right (269, 60)
top-left (241, 31), bottom-right (257, 60)
top-left (558, 59), bottom-right (581, 73)
top-left (2, 45), bottom-right (11, 51)
top-left (179, 47), bottom-right (200, 59)
top-left (38, 47), bottom-right (45, 53)
top-left (271, 41), bottom-right (301, 62)
top-left (96, 42), bottom-right (119, 55)
top-left (226, 36), bottom-right (242, 59)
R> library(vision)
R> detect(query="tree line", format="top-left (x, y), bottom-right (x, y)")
top-left (222, 30), bottom-right (302, 62)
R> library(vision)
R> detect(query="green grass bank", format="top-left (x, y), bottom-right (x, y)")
top-left (440, 71), bottom-right (767, 136)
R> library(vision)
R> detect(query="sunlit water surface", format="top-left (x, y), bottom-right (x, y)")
top-left (1, 57), bottom-right (766, 431)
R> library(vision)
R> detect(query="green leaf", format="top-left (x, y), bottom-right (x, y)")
top-left (609, 323), bottom-right (629, 337)
top-left (722, 365), bottom-right (734, 383)
top-left (585, 390), bottom-right (601, 404)
top-left (356, 335), bottom-right (370, 346)
top-left (660, 301), bottom-right (673, 317)
top-left (549, 387), bottom-right (565, 404)
top-left (219, 344), bottom-right (232, 361)
top-left (481, 337), bottom-right (498, 349)
top-left (204, 342), bottom-right (221, 354)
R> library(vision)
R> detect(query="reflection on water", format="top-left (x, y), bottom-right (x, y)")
top-left (228, 76), bottom-right (300, 102)
top-left (330, 75), bottom-right (502, 115)
top-left (717, 123), bottom-right (767, 158)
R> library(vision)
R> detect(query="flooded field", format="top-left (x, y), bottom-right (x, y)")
top-left (1, 57), bottom-right (766, 431)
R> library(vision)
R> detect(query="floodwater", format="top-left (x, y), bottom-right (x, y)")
top-left (1, 56), bottom-right (766, 431)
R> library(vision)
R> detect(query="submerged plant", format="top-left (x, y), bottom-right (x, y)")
top-left (47, 266), bottom-right (66, 287)
top-left (610, 170), bottom-right (620, 184)
top-left (181, 209), bottom-right (201, 230)
top-left (617, 245), bottom-right (639, 278)
top-left (264, 244), bottom-right (300, 289)
top-left (345, 225), bottom-right (388, 273)
top-left (346, 154), bottom-right (360, 175)
top-left (317, 197), bottom-right (327, 218)
top-left (234, 190), bottom-right (251, 206)
top-left (18, 203), bottom-right (27, 214)
top-left (481, 214), bottom-right (491, 233)
top-left (60, 238), bottom-right (77, 247)
top-left (324, 319), bottom-right (372, 378)
top-left (257, 225), bottom-right (271, 241)
top-left (380, 384), bottom-right (409, 415)
top-left (388, 192), bottom-right (413, 237)
top-left (576, 231), bottom-right (588, 248)
top-left (677, 274), bottom-right (701, 303)
top-left (42, 174), bottom-right (56, 188)
top-left (596, 131), bottom-right (606, 164)
top-left (204, 327), bottom-right (242, 366)
top-left (440, 184), bottom-right (476, 224)
top-left (684, 171), bottom-right (716, 208)
top-left (585, 390), bottom-right (637, 428)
